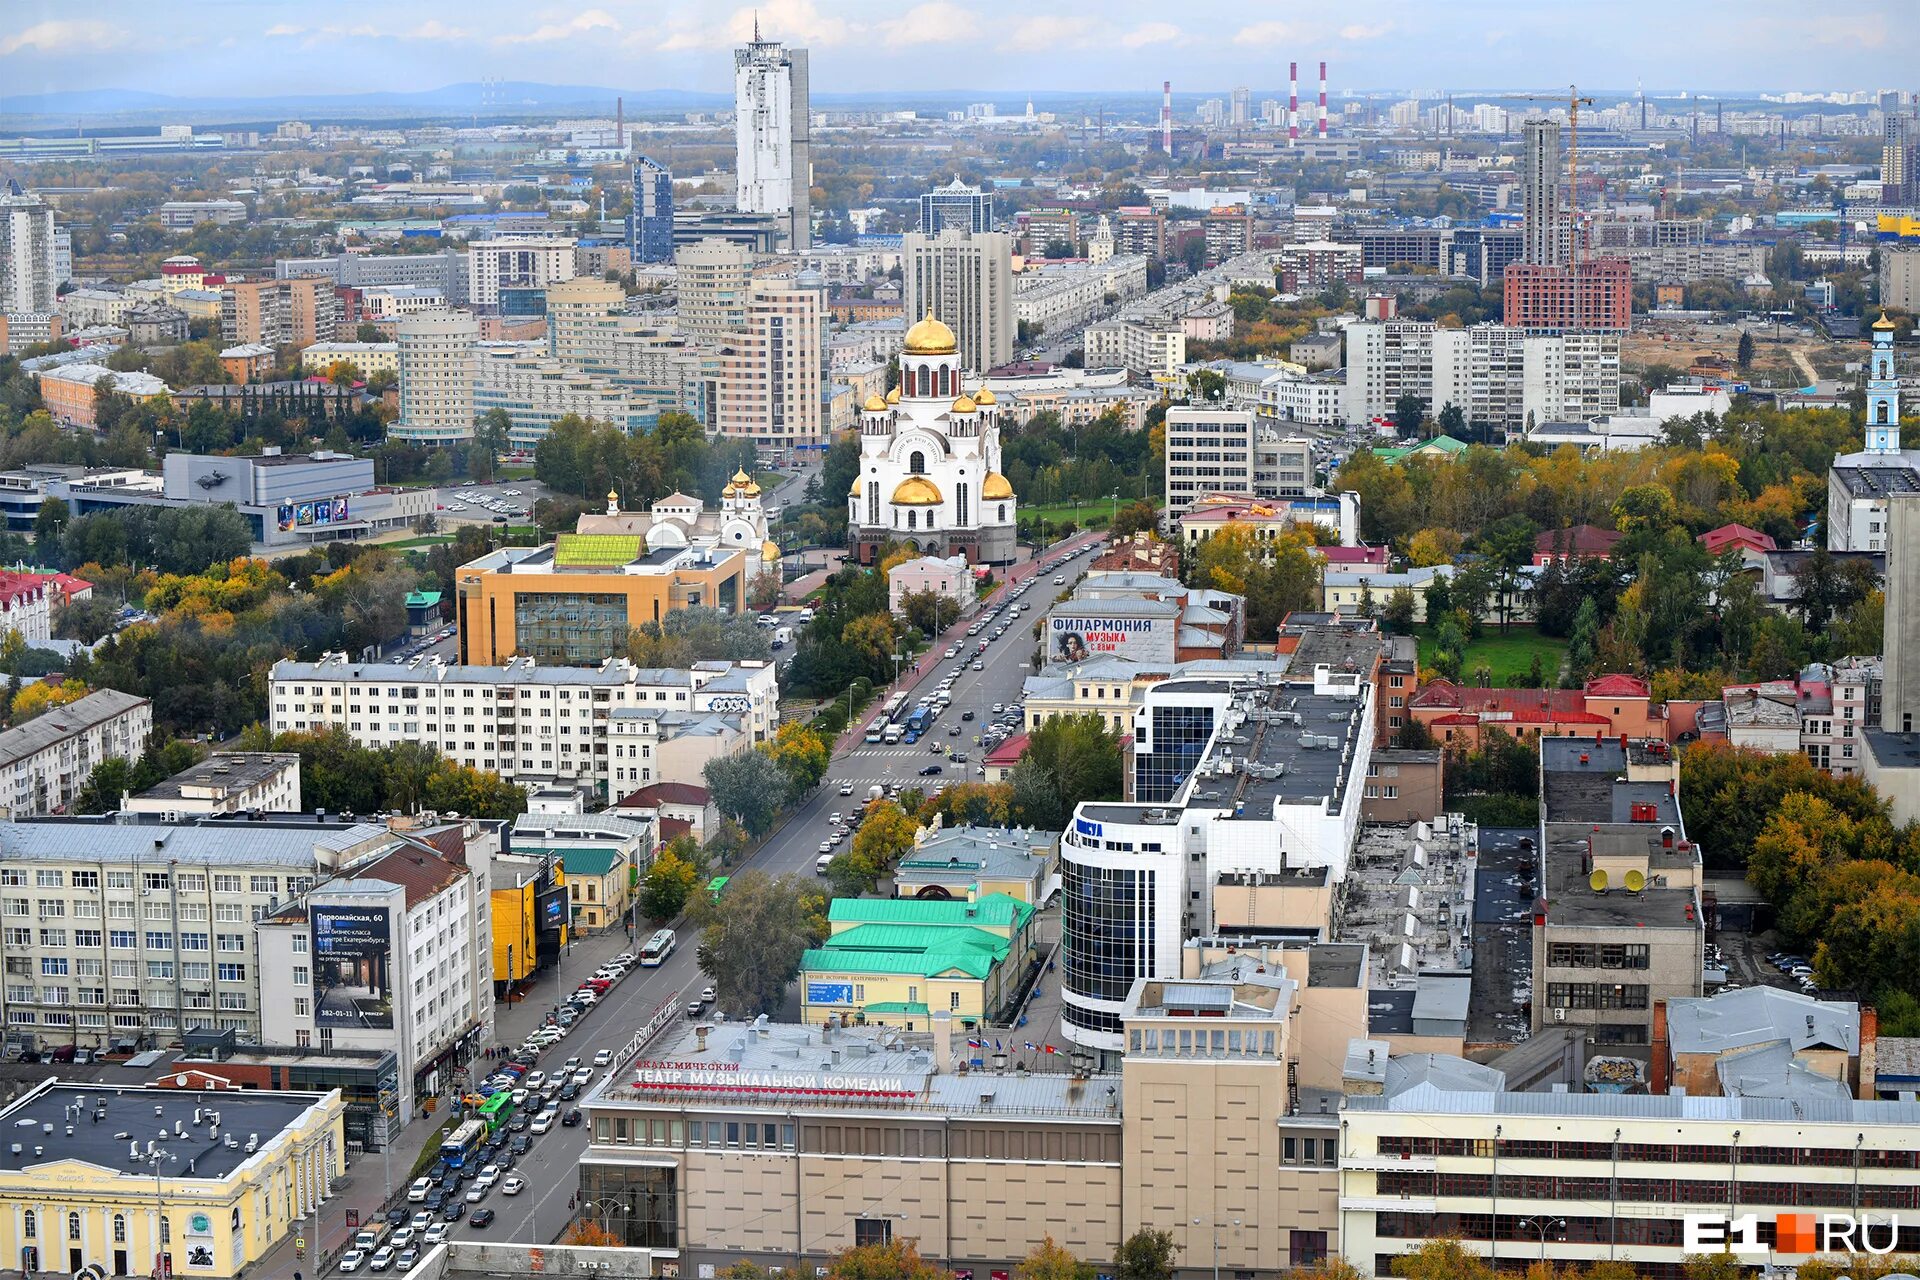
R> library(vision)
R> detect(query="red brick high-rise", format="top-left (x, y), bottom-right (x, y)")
top-left (1503, 257), bottom-right (1631, 331)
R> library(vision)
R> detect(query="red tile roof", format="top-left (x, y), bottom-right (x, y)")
top-left (658, 816), bottom-right (693, 843)
top-left (1534, 524), bottom-right (1623, 558)
top-left (1697, 523), bottom-right (1778, 555)
top-left (615, 781), bottom-right (711, 809)
top-left (347, 845), bottom-right (465, 909)
top-left (984, 733), bottom-right (1030, 766)
top-left (0, 571), bottom-right (51, 608)
top-left (1318, 545), bottom-right (1390, 566)
top-left (1409, 680), bottom-right (1585, 714)
top-left (1582, 674), bottom-right (1652, 698)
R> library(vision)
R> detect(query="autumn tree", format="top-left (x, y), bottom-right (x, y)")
top-left (1112, 1228), bottom-right (1179, 1280)
top-left (826, 1241), bottom-right (948, 1280)
top-left (763, 721), bottom-right (832, 798)
top-left (565, 1220), bottom-right (622, 1247)
top-left (1016, 1236), bottom-right (1098, 1280)
top-left (1389, 1239), bottom-right (1495, 1280)
top-left (11, 680), bottom-right (88, 723)
top-left (834, 799), bottom-right (919, 894)
top-left (639, 845), bottom-right (703, 922)
top-left (692, 870), bottom-right (826, 1017)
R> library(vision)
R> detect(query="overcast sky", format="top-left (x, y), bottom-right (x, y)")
top-left (2, 0), bottom-right (1913, 103)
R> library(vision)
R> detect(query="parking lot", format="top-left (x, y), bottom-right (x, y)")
top-left (435, 479), bottom-right (555, 527)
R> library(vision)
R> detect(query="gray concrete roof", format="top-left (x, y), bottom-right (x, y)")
top-left (0, 1082), bottom-right (328, 1179)
top-left (1, 818), bottom-right (386, 865)
top-left (0, 689), bottom-right (147, 770)
top-left (1383, 1053), bottom-right (1506, 1097)
top-left (1666, 986), bottom-right (1859, 1056)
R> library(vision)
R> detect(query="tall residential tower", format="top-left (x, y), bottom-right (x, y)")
top-left (734, 31), bottom-right (811, 250)
top-left (629, 157), bottom-right (675, 265)
top-left (1521, 118), bottom-right (1564, 267)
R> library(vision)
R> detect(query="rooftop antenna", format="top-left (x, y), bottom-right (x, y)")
top-left (753, 10), bottom-right (761, 41)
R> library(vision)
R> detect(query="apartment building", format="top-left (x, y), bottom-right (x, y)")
top-left (1278, 241), bottom-right (1362, 293)
top-left (299, 341), bottom-right (398, 378)
top-left (903, 227), bottom-right (1016, 375)
top-left (123, 752), bottom-right (303, 816)
top-left (1203, 208), bottom-right (1253, 262)
top-left (1346, 320), bottom-right (1619, 434)
top-left (0, 689), bottom-right (150, 818)
top-left (1503, 258), bottom-right (1632, 331)
top-left (1013, 256), bottom-right (1150, 335)
top-left (466, 238), bottom-right (576, 310)
top-left (267, 653), bottom-right (776, 798)
top-left (675, 238), bottom-right (756, 344)
top-left (1722, 658), bottom-right (1881, 779)
top-left (220, 278), bottom-right (340, 347)
top-left (1083, 318), bottom-right (1186, 381)
top-left (474, 343), bottom-right (641, 447)
top-left (394, 311), bottom-right (480, 444)
top-left (714, 275), bottom-right (826, 445)
top-left (257, 819), bottom-right (499, 1124)
top-left (1162, 407), bottom-right (1318, 518)
top-left (0, 816), bottom-right (401, 1056)
top-left (1112, 208), bottom-right (1167, 259)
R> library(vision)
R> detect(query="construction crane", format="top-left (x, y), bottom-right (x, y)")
top-left (1508, 86), bottom-right (1598, 264)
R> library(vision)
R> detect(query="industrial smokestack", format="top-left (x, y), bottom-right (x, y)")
top-left (1289, 62), bottom-right (1299, 146)
top-left (1318, 61), bottom-right (1328, 138)
top-left (1161, 80), bottom-right (1172, 155)
top-left (615, 97), bottom-right (623, 151)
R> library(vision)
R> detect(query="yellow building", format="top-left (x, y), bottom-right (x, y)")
top-left (490, 855), bottom-right (567, 985)
top-left (455, 534), bottom-right (749, 665)
top-left (798, 894), bottom-right (1035, 1030)
top-left (0, 1081), bottom-right (345, 1280)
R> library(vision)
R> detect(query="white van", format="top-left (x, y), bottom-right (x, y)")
top-left (816, 853), bottom-right (834, 874)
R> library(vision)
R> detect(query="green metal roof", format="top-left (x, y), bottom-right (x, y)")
top-left (799, 949), bottom-right (999, 980)
top-left (527, 847), bottom-right (625, 877)
top-left (1373, 436), bottom-right (1469, 465)
top-left (406, 591), bottom-right (443, 607)
top-left (859, 1002), bottom-right (930, 1016)
top-left (554, 533), bottom-right (642, 568)
top-left (827, 891), bottom-right (1032, 932)
top-left (822, 923), bottom-right (1008, 960)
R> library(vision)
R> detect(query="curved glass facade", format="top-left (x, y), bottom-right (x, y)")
top-left (1135, 703), bottom-right (1215, 803)
top-left (1061, 858), bottom-right (1154, 1022)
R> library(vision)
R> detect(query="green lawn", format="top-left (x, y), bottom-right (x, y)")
top-left (390, 535), bottom-right (454, 549)
top-left (1415, 625), bottom-right (1568, 685)
top-left (1019, 497), bottom-right (1161, 531)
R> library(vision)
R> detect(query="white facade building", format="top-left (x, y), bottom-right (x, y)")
top-left (0, 193), bottom-right (59, 317)
top-left (1346, 319), bottom-right (1619, 435)
top-left (257, 823), bottom-right (497, 1124)
top-left (887, 554), bottom-right (975, 615)
top-left (734, 34), bottom-right (811, 250)
top-left (1084, 318), bottom-right (1187, 382)
top-left (714, 275), bottom-right (827, 446)
top-left (848, 314), bottom-right (1018, 566)
top-left (1163, 407), bottom-right (1318, 518)
top-left (267, 655), bottom-right (778, 798)
top-left (1013, 256), bottom-right (1150, 335)
top-left (1060, 667), bottom-right (1373, 1056)
top-left (0, 689), bottom-right (150, 818)
top-left (123, 752), bottom-right (303, 816)
top-left (465, 238), bottom-right (576, 310)
top-left (474, 343), bottom-right (638, 447)
top-left (394, 311), bottom-right (480, 444)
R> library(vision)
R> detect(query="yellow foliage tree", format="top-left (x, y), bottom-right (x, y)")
top-left (1406, 527), bottom-right (1464, 567)
top-left (11, 681), bottom-right (88, 723)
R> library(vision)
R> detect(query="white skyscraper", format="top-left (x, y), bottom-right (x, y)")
top-left (395, 311), bottom-right (480, 444)
top-left (902, 228), bottom-right (1015, 376)
top-left (0, 189), bottom-right (58, 316)
top-left (734, 29), bottom-right (811, 250)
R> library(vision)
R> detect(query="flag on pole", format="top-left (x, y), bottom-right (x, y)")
top-left (1043, 1044), bottom-right (1058, 1054)
top-left (995, 1039), bottom-right (1003, 1051)
top-left (966, 1038), bottom-right (982, 1048)
top-left (1024, 1041), bottom-right (1037, 1052)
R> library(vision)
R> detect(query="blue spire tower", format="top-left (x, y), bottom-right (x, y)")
top-left (1867, 311), bottom-right (1901, 454)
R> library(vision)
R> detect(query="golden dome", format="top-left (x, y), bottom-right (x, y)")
top-left (725, 467), bottom-right (761, 497)
top-left (891, 475), bottom-right (944, 506)
top-left (849, 473), bottom-right (863, 496)
top-left (761, 540), bottom-right (782, 562)
top-left (903, 310), bottom-right (958, 355)
top-left (1875, 310), bottom-right (1897, 331)
top-left (885, 386), bottom-right (901, 404)
top-left (951, 394), bottom-right (978, 414)
top-left (982, 471), bottom-right (1014, 500)
top-left (972, 386), bottom-right (996, 406)
top-left (863, 393), bottom-right (888, 412)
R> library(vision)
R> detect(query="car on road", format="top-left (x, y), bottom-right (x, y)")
top-left (501, 1174), bottom-right (527, 1196)
top-left (409, 1212), bottom-right (432, 1233)
top-left (818, 839), bottom-right (833, 854)
top-left (593, 1048), bottom-right (613, 1066)
top-left (961, 710), bottom-right (974, 720)
top-left (920, 764), bottom-right (943, 775)
top-left (972, 661), bottom-right (983, 671)
top-left (701, 985), bottom-right (716, 1002)
top-left (338, 1251), bottom-right (367, 1274)
top-left (470, 1209), bottom-right (496, 1229)
top-left (510, 1134), bottom-right (531, 1155)
top-left (817, 852), bottom-right (835, 873)
top-left (947, 725), bottom-right (961, 736)
top-left (840, 782), bottom-right (854, 795)
top-left (408, 1177), bottom-right (432, 1202)
top-left (390, 1228), bottom-right (416, 1250)
top-left (572, 1067), bottom-right (593, 1085)
top-left (531, 1111), bottom-right (556, 1134)
top-left (369, 1248), bottom-right (396, 1272)
top-left (1052, 576), bottom-right (1064, 584)
top-left (423, 1224), bottom-right (449, 1246)
top-left (441, 1201), bottom-right (465, 1222)
top-left (508, 1112), bottom-right (530, 1132)
top-left (397, 1250), bottom-right (420, 1272)
top-left (563, 1108), bottom-right (584, 1127)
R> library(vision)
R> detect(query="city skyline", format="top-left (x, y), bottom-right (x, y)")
top-left (1, 0), bottom-right (1914, 106)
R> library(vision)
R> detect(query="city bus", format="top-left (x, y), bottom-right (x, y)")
top-left (707, 876), bottom-right (730, 903)
top-left (440, 1118), bottom-right (487, 1170)
top-left (881, 692), bottom-right (909, 723)
top-left (476, 1090), bottom-right (515, 1137)
top-left (906, 706), bottom-right (935, 734)
top-left (640, 927), bottom-right (677, 967)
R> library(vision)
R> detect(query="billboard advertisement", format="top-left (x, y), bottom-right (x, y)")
top-left (1046, 612), bottom-right (1171, 664)
top-left (278, 496), bottom-right (352, 532)
top-left (312, 905), bottom-right (394, 1029)
top-left (537, 886), bottom-right (569, 932)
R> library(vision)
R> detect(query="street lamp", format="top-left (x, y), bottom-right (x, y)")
top-left (1519, 1215), bottom-right (1567, 1261)
top-left (146, 1147), bottom-right (175, 1280)
top-left (1191, 1217), bottom-right (1240, 1280)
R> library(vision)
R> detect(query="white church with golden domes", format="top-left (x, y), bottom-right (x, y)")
top-left (849, 313), bottom-right (1018, 566)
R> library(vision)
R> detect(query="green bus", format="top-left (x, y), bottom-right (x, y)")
top-left (707, 875), bottom-right (730, 902)
top-left (477, 1090), bottom-right (515, 1137)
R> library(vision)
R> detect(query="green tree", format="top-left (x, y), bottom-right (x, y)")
top-left (629, 605), bottom-right (772, 667)
top-left (704, 750), bottom-right (790, 835)
top-left (73, 757), bottom-right (138, 815)
top-left (1026, 714), bottom-right (1124, 819)
top-left (471, 408), bottom-right (510, 483)
top-left (1112, 1228), bottom-right (1179, 1280)
top-left (32, 496), bottom-right (67, 547)
top-left (1736, 329), bottom-right (1756, 369)
top-left (424, 760), bottom-right (527, 819)
top-left (692, 870), bottom-right (826, 1017)
top-left (1392, 392), bottom-right (1427, 437)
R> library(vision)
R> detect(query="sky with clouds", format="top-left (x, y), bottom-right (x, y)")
top-left (2, 0), bottom-right (1913, 102)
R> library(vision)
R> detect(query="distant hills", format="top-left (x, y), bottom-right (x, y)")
top-left (0, 82), bottom-right (733, 125)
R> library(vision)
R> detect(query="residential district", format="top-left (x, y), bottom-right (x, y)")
top-left (0, 12), bottom-right (1916, 1280)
